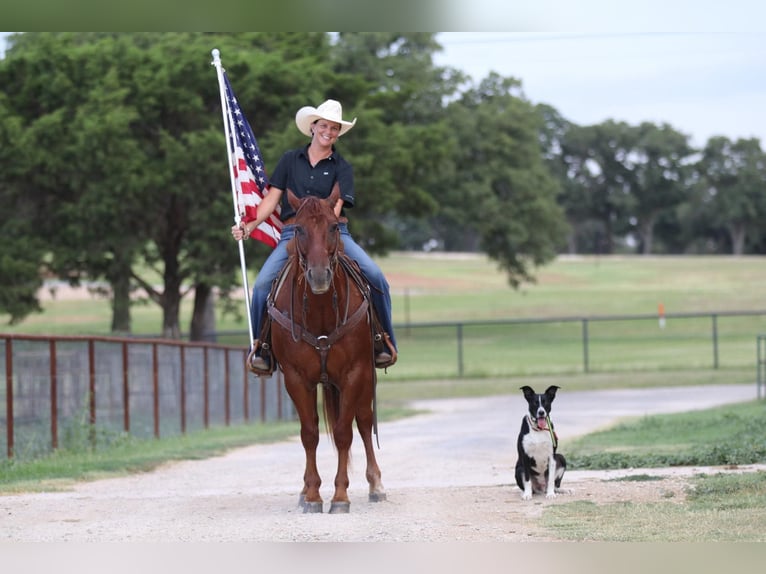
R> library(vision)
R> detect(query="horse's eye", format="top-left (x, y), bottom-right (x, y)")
top-left (329, 223), bottom-right (339, 234)
top-left (295, 226), bottom-right (305, 238)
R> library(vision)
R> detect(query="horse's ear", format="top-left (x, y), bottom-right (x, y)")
top-left (287, 188), bottom-right (301, 211)
top-left (328, 182), bottom-right (341, 210)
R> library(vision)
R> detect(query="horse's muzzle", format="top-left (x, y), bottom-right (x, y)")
top-left (306, 265), bottom-right (333, 294)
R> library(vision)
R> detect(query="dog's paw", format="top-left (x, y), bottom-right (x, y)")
top-left (545, 491), bottom-right (558, 499)
top-left (521, 492), bottom-right (533, 501)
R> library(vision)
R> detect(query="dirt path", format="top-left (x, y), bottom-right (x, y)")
top-left (1, 384), bottom-right (761, 542)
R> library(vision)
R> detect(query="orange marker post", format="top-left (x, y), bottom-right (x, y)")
top-left (658, 303), bottom-right (666, 329)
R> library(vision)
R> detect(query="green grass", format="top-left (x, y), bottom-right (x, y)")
top-left (5, 253), bottom-right (766, 333)
top-left (12, 254), bottom-right (759, 390)
top-left (0, 422), bottom-right (300, 492)
top-left (543, 471), bottom-right (766, 541)
top-left (5, 254), bottom-right (765, 381)
top-left (566, 400), bottom-right (766, 469)
top-left (544, 400), bottom-right (766, 542)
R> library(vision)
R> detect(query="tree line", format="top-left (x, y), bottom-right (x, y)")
top-left (1, 32), bottom-right (764, 339)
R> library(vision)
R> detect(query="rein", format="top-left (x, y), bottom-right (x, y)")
top-left (528, 414), bottom-right (558, 449)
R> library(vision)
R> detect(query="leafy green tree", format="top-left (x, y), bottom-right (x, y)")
top-left (559, 121), bottom-right (640, 254)
top-left (696, 136), bottom-right (766, 255)
top-left (0, 32), bottom-right (337, 338)
top-left (0, 94), bottom-right (43, 324)
top-left (536, 103), bottom-right (600, 254)
top-left (443, 73), bottom-right (568, 287)
top-left (627, 122), bottom-right (695, 254)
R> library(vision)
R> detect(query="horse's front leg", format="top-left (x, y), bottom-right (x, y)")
top-left (328, 391), bottom-right (355, 514)
top-left (298, 419), bottom-right (323, 513)
top-left (285, 380), bottom-right (323, 513)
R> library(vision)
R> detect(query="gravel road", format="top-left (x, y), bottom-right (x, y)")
top-left (1, 383), bottom-right (761, 542)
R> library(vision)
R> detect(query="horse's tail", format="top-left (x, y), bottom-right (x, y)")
top-left (321, 383), bottom-right (341, 449)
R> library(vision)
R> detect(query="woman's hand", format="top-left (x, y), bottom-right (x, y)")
top-left (231, 223), bottom-right (248, 241)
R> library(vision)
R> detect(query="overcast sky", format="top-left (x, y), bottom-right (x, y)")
top-left (3, 11), bottom-right (765, 150)
top-left (434, 31), bottom-right (766, 148)
top-left (434, 1), bottom-right (766, 148)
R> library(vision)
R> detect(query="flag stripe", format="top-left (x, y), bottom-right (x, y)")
top-left (223, 72), bottom-right (281, 248)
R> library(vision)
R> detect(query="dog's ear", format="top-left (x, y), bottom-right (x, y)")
top-left (544, 385), bottom-right (560, 400)
top-left (520, 386), bottom-right (536, 400)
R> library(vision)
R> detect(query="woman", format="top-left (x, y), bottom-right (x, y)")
top-left (231, 99), bottom-right (397, 372)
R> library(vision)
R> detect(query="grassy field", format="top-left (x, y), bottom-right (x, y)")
top-left (545, 400), bottom-right (766, 541)
top-left (4, 253), bottom-right (765, 382)
top-left (5, 253), bottom-right (766, 331)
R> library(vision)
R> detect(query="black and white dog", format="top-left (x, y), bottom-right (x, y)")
top-left (515, 385), bottom-right (566, 500)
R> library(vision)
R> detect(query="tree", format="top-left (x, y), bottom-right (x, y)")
top-left (696, 136), bottom-right (766, 255)
top-left (443, 74), bottom-right (568, 287)
top-left (0, 32), bottom-right (337, 339)
top-left (626, 122), bottom-right (695, 254)
top-left (0, 93), bottom-right (43, 323)
top-left (536, 103), bottom-right (599, 254)
top-left (558, 121), bottom-right (641, 254)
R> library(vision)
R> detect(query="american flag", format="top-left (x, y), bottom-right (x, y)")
top-left (223, 72), bottom-right (281, 247)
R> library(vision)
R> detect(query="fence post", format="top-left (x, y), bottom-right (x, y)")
top-left (122, 341), bottom-right (130, 433)
top-left (203, 346), bottom-right (210, 428)
top-left (152, 342), bottom-right (160, 439)
top-left (5, 338), bottom-right (13, 459)
top-left (456, 323), bottom-right (464, 378)
top-left (88, 340), bottom-right (96, 447)
top-left (224, 349), bottom-right (231, 426)
top-left (711, 314), bottom-right (719, 369)
top-left (758, 335), bottom-right (764, 400)
top-left (582, 318), bottom-right (590, 373)
top-left (49, 340), bottom-right (58, 450)
top-left (180, 346), bottom-right (186, 435)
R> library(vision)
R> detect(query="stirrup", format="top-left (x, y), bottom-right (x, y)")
top-left (374, 333), bottom-right (397, 369)
top-left (246, 339), bottom-right (273, 375)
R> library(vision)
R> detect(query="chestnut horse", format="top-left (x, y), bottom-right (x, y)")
top-left (266, 186), bottom-right (386, 513)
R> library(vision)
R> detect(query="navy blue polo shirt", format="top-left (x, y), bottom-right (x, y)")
top-left (269, 145), bottom-right (355, 221)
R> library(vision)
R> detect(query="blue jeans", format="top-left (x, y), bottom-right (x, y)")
top-left (251, 223), bottom-right (397, 351)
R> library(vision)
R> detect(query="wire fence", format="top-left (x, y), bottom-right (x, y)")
top-left (1, 334), bottom-right (292, 460)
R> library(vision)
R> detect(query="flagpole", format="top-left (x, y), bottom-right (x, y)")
top-left (211, 48), bottom-right (255, 349)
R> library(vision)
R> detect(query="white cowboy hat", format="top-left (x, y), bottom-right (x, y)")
top-left (295, 99), bottom-right (357, 137)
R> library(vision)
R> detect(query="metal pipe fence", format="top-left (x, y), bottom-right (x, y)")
top-left (213, 310), bottom-right (766, 381)
top-left (1, 334), bottom-right (292, 460)
top-left (388, 310), bottom-right (766, 379)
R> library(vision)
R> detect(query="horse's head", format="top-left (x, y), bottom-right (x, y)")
top-left (288, 184), bottom-right (342, 294)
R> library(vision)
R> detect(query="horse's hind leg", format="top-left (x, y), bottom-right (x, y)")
top-left (356, 396), bottom-right (386, 502)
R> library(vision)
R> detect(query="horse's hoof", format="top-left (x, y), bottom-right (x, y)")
top-left (302, 500), bottom-right (324, 514)
top-left (328, 501), bottom-right (350, 514)
top-left (369, 492), bottom-right (387, 503)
